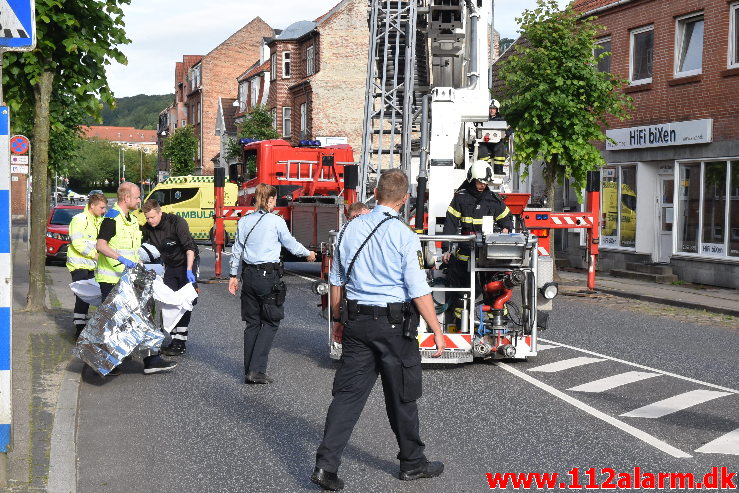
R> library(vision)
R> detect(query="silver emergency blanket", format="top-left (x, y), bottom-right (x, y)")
top-left (74, 265), bottom-right (163, 376)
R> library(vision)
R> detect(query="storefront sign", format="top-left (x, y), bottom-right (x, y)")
top-left (606, 119), bottom-right (712, 150)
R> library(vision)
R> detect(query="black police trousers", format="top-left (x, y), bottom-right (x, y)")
top-left (315, 312), bottom-right (426, 473)
top-left (240, 265), bottom-right (285, 375)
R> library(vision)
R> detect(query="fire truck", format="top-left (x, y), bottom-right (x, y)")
top-left (317, 0), bottom-right (601, 363)
top-left (211, 138), bottom-right (358, 277)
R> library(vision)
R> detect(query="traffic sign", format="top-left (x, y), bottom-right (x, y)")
top-left (10, 135), bottom-right (29, 155)
top-left (10, 155), bottom-right (27, 164)
top-left (0, 0), bottom-right (36, 51)
top-left (10, 164), bottom-right (27, 173)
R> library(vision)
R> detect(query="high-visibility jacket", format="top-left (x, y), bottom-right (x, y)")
top-left (95, 204), bottom-right (142, 284)
top-left (66, 208), bottom-right (102, 272)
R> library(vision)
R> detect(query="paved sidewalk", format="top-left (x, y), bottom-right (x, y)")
top-left (558, 268), bottom-right (739, 318)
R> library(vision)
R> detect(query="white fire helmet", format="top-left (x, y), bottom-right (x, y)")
top-left (467, 160), bottom-right (494, 185)
top-left (489, 99), bottom-right (500, 109)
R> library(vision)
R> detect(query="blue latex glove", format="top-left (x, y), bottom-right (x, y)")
top-left (117, 256), bottom-right (135, 269)
top-left (186, 269), bottom-right (196, 283)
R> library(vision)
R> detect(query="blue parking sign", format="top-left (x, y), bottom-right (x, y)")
top-left (0, 0), bottom-right (36, 51)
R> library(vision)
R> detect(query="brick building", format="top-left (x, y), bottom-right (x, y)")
top-left (159, 17), bottom-right (274, 176)
top-left (563, 0), bottom-right (739, 288)
top-left (264, 0), bottom-right (368, 152)
top-left (82, 126), bottom-right (157, 153)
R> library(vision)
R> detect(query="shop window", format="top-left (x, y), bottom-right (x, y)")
top-left (594, 37), bottom-right (611, 73)
top-left (729, 162), bottom-right (739, 257)
top-left (600, 165), bottom-right (637, 248)
top-left (283, 52), bottom-right (291, 78)
top-left (630, 25), bottom-right (653, 84)
top-left (678, 161), bottom-right (737, 258)
top-left (730, 3), bottom-right (739, 68)
top-left (675, 13), bottom-right (704, 77)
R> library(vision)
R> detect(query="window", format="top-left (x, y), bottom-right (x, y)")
top-left (196, 103), bottom-right (201, 124)
top-left (600, 165), bottom-right (638, 248)
top-left (594, 37), bottom-right (612, 73)
top-left (282, 52), bottom-right (291, 78)
top-left (251, 79), bottom-right (259, 107)
top-left (306, 45), bottom-right (315, 76)
top-left (270, 53), bottom-right (276, 80)
top-left (238, 81), bottom-right (248, 111)
top-left (283, 107), bottom-right (292, 137)
top-left (730, 3), bottom-right (739, 68)
top-left (300, 102), bottom-right (307, 138)
top-left (271, 108), bottom-right (277, 130)
top-left (675, 13), bottom-right (704, 76)
top-left (677, 160), bottom-right (739, 257)
top-left (630, 25), bottom-right (653, 84)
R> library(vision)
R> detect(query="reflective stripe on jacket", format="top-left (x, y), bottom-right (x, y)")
top-left (66, 208), bottom-right (102, 272)
top-left (95, 204), bottom-right (142, 284)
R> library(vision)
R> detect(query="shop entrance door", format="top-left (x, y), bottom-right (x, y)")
top-left (657, 175), bottom-right (674, 263)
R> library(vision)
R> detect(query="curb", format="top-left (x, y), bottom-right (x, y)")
top-left (47, 359), bottom-right (82, 493)
top-left (591, 287), bottom-right (739, 318)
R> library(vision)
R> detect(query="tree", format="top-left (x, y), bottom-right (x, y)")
top-left (225, 105), bottom-right (279, 176)
top-left (498, 0), bottom-right (630, 255)
top-left (2, 0), bottom-right (130, 310)
top-left (68, 139), bottom-right (157, 189)
top-left (162, 126), bottom-right (198, 176)
top-left (499, 37), bottom-right (515, 54)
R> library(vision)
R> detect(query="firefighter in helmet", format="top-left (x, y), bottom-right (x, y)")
top-left (475, 99), bottom-right (508, 175)
top-left (442, 160), bottom-right (513, 288)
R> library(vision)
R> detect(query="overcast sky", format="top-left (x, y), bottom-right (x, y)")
top-left (107, 0), bottom-right (569, 98)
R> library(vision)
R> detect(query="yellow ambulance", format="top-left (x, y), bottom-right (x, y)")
top-left (137, 175), bottom-right (238, 244)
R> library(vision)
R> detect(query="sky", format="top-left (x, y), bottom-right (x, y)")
top-left (107, 0), bottom-right (569, 98)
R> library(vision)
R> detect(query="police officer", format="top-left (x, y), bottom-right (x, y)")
top-left (67, 192), bottom-right (107, 338)
top-left (228, 183), bottom-right (316, 384)
top-left (141, 199), bottom-right (198, 356)
top-left (311, 169), bottom-right (446, 491)
top-left (442, 160), bottom-right (513, 288)
top-left (96, 182), bottom-right (177, 375)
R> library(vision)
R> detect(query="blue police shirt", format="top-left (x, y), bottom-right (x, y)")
top-left (329, 205), bottom-right (430, 306)
top-left (230, 210), bottom-right (310, 276)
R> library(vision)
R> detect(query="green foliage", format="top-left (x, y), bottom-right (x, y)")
top-left (68, 138), bottom-right (157, 189)
top-left (499, 37), bottom-right (515, 54)
top-left (499, 0), bottom-right (631, 197)
top-left (239, 105), bottom-right (279, 141)
top-left (162, 126), bottom-right (198, 176)
top-left (86, 93), bottom-right (174, 129)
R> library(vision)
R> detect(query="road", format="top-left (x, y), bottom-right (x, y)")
top-left (72, 249), bottom-right (738, 492)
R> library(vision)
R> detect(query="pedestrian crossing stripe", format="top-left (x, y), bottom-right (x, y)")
top-left (0, 0), bottom-right (29, 39)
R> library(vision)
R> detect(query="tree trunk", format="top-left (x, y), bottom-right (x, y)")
top-left (26, 71), bottom-right (54, 311)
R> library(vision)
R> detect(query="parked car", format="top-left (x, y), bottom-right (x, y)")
top-left (46, 205), bottom-right (84, 262)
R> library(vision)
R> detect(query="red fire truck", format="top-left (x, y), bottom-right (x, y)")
top-left (212, 138), bottom-right (358, 277)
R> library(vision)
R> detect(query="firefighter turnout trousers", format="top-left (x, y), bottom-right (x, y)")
top-left (315, 312), bottom-right (426, 473)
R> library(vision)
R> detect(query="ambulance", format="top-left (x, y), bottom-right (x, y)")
top-left (138, 175), bottom-right (239, 244)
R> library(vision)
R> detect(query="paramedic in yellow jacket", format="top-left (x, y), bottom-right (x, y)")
top-left (95, 181), bottom-right (177, 375)
top-left (67, 193), bottom-right (106, 338)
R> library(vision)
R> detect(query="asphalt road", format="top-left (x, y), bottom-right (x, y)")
top-left (75, 250), bottom-right (739, 492)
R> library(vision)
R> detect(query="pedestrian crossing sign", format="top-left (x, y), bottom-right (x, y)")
top-left (0, 0), bottom-right (35, 51)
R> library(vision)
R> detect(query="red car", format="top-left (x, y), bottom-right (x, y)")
top-left (46, 205), bottom-right (84, 261)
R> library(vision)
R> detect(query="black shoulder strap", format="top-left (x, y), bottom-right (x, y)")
top-left (336, 212), bottom-right (398, 286)
top-left (242, 211), bottom-right (267, 247)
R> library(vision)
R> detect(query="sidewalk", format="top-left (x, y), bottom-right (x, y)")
top-left (558, 268), bottom-right (739, 318)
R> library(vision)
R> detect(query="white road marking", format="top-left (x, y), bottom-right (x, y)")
top-left (539, 338), bottom-right (739, 394)
top-left (287, 271), bottom-right (319, 282)
top-left (528, 356), bottom-right (605, 373)
top-left (568, 371), bottom-right (660, 393)
top-left (695, 427), bottom-right (739, 456)
top-left (535, 343), bottom-right (560, 351)
top-left (621, 389), bottom-right (732, 419)
top-left (498, 363), bottom-right (692, 458)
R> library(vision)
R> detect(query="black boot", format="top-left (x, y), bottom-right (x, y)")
top-left (311, 467), bottom-right (344, 491)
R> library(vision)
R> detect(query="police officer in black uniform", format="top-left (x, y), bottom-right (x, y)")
top-left (442, 160), bottom-right (513, 288)
top-left (311, 169), bottom-right (446, 491)
top-left (141, 199), bottom-right (199, 356)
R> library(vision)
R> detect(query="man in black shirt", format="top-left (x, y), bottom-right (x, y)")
top-left (142, 199), bottom-right (199, 356)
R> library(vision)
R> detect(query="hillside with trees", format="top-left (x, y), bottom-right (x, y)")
top-left (90, 93), bottom-right (174, 129)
